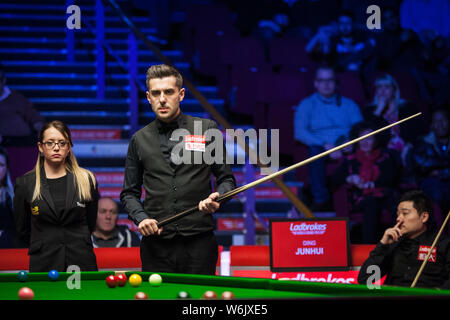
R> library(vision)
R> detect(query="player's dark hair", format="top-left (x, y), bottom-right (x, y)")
top-left (146, 64), bottom-right (183, 90)
top-left (399, 190), bottom-right (435, 230)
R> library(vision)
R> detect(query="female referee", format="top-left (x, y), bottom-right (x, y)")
top-left (14, 120), bottom-right (99, 272)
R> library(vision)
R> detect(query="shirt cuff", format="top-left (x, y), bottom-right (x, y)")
top-left (131, 212), bottom-right (150, 226)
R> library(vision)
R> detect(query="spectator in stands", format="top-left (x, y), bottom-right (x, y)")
top-left (358, 190), bottom-right (450, 289)
top-left (364, 7), bottom-right (427, 86)
top-left (13, 120), bottom-right (99, 272)
top-left (421, 34), bottom-right (450, 105)
top-left (306, 11), bottom-right (375, 72)
top-left (91, 197), bottom-right (140, 248)
top-left (411, 109), bottom-right (450, 215)
top-left (332, 121), bottom-right (397, 243)
top-left (0, 66), bottom-right (44, 145)
top-left (363, 74), bottom-right (424, 168)
top-left (252, 13), bottom-right (290, 61)
top-left (400, 0), bottom-right (450, 38)
top-left (294, 65), bottom-right (363, 211)
top-left (0, 147), bottom-right (16, 248)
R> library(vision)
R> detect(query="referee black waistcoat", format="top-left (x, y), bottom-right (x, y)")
top-left (121, 113), bottom-right (236, 239)
top-left (13, 169), bottom-right (99, 272)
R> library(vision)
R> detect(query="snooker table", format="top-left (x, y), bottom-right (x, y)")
top-left (1, 271), bottom-right (450, 300)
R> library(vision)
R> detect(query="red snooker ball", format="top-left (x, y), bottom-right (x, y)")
top-left (18, 287), bottom-right (34, 300)
top-left (202, 290), bottom-right (217, 299)
top-left (115, 274), bottom-right (127, 287)
top-left (221, 291), bottom-right (235, 300)
top-left (106, 275), bottom-right (117, 288)
top-left (134, 292), bottom-right (149, 300)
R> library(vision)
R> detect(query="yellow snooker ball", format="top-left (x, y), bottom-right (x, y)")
top-left (129, 274), bottom-right (142, 287)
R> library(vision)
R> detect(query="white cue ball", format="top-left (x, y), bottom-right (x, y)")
top-left (149, 273), bottom-right (162, 286)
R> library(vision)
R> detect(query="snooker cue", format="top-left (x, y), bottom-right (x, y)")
top-left (410, 210), bottom-right (450, 288)
top-left (157, 112), bottom-right (422, 228)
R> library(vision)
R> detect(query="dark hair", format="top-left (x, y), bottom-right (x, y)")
top-left (338, 10), bottom-right (355, 21)
top-left (315, 64), bottom-right (336, 78)
top-left (432, 108), bottom-right (449, 121)
top-left (399, 190), bottom-right (435, 230)
top-left (146, 64), bottom-right (183, 90)
top-left (349, 121), bottom-right (381, 148)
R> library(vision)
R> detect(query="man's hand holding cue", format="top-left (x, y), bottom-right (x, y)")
top-left (198, 192), bottom-right (220, 214)
top-left (138, 219), bottom-right (163, 236)
top-left (137, 192), bottom-right (220, 236)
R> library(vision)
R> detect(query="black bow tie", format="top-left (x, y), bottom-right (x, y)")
top-left (158, 121), bottom-right (179, 134)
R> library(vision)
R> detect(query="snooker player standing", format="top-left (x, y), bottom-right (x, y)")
top-left (358, 190), bottom-right (450, 289)
top-left (120, 64), bottom-right (235, 275)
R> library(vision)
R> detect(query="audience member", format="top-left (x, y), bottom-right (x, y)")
top-left (421, 34), bottom-right (450, 105)
top-left (0, 67), bottom-right (44, 145)
top-left (332, 121), bottom-right (397, 243)
top-left (363, 74), bottom-right (424, 167)
top-left (306, 11), bottom-right (375, 72)
top-left (0, 147), bottom-right (16, 248)
top-left (91, 197), bottom-right (140, 248)
top-left (364, 7), bottom-right (428, 94)
top-left (294, 65), bottom-right (362, 211)
top-left (252, 13), bottom-right (290, 61)
top-left (411, 109), bottom-right (450, 214)
top-left (400, 0), bottom-right (450, 38)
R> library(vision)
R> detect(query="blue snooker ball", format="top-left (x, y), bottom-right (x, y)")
top-left (48, 270), bottom-right (59, 281)
top-left (17, 271), bottom-right (28, 282)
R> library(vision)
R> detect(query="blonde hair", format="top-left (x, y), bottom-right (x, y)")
top-left (372, 74), bottom-right (405, 106)
top-left (32, 121), bottom-right (97, 202)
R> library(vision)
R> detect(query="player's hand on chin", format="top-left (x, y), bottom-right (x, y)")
top-left (138, 218), bottom-right (163, 236)
top-left (199, 192), bottom-right (220, 214)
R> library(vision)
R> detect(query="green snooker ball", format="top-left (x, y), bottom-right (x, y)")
top-left (17, 271), bottom-right (28, 282)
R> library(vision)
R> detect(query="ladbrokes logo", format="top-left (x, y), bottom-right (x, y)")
top-left (275, 273), bottom-right (355, 284)
top-left (290, 222), bottom-right (327, 235)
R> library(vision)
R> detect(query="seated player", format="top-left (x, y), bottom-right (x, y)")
top-left (357, 190), bottom-right (450, 289)
top-left (91, 197), bottom-right (140, 248)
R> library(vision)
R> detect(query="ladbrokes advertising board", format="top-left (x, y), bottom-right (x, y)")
top-left (270, 218), bottom-right (350, 272)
